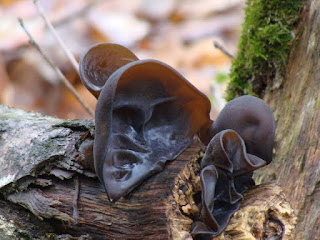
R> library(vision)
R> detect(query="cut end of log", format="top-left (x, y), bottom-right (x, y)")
top-left (167, 151), bottom-right (203, 240)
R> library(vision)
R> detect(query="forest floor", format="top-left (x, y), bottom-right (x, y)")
top-left (0, 0), bottom-right (244, 119)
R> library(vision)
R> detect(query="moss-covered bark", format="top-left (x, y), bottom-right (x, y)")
top-left (252, 0), bottom-right (320, 239)
top-left (226, 0), bottom-right (302, 101)
top-left (225, 1), bottom-right (320, 238)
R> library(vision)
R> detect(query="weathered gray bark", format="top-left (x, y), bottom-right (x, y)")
top-left (0, 105), bottom-right (296, 239)
top-left (254, 1), bottom-right (320, 239)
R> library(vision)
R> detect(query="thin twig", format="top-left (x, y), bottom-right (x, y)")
top-left (18, 18), bottom-right (94, 117)
top-left (34, 0), bottom-right (79, 74)
top-left (213, 41), bottom-right (235, 59)
top-left (73, 176), bottom-right (80, 225)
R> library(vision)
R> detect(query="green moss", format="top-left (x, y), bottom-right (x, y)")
top-left (215, 71), bottom-right (229, 84)
top-left (226, 0), bottom-right (302, 101)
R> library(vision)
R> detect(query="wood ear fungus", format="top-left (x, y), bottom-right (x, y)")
top-left (79, 43), bottom-right (276, 238)
top-left (79, 43), bottom-right (138, 98)
top-left (192, 96), bottom-right (275, 239)
top-left (191, 129), bottom-right (267, 239)
top-left (79, 43), bottom-right (211, 202)
top-left (202, 95), bottom-right (275, 164)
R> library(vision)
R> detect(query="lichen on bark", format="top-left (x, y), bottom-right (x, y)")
top-left (226, 0), bottom-right (302, 101)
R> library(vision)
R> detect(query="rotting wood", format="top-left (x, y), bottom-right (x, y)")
top-left (253, 1), bottom-right (320, 239)
top-left (212, 184), bottom-right (296, 240)
top-left (0, 105), bottom-right (296, 239)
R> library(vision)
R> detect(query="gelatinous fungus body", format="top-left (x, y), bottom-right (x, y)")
top-left (192, 95), bottom-right (275, 239)
top-left (79, 43), bottom-right (276, 238)
top-left (204, 95), bottom-right (275, 164)
top-left (79, 43), bottom-right (211, 202)
top-left (191, 130), bottom-right (267, 239)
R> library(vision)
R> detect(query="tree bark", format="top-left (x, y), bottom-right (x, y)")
top-left (0, 105), bottom-right (296, 239)
top-left (254, 0), bottom-right (320, 239)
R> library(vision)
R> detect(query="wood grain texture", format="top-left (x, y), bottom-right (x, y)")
top-left (0, 105), bottom-right (204, 239)
top-left (0, 105), bottom-right (296, 239)
top-left (254, 1), bottom-right (320, 239)
top-left (212, 184), bottom-right (296, 240)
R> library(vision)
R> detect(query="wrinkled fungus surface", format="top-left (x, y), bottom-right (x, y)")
top-left (204, 95), bottom-right (275, 163)
top-left (191, 130), bottom-right (267, 239)
top-left (191, 95), bottom-right (275, 239)
top-left (79, 43), bottom-right (276, 238)
top-left (80, 43), bottom-right (211, 202)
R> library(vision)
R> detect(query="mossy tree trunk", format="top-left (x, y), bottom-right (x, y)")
top-left (247, 1), bottom-right (320, 239)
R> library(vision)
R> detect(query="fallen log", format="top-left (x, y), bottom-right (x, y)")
top-left (0, 105), bottom-right (296, 239)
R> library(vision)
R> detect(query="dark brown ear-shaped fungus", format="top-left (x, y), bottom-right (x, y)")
top-left (94, 59), bottom-right (212, 202)
top-left (202, 95), bottom-right (275, 164)
top-left (191, 129), bottom-right (266, 239)
top-left (79, 43), bottom-right (139, 98)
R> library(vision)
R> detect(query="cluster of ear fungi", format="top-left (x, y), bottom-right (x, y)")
top-left (79, 43), bottom-right (276, 239)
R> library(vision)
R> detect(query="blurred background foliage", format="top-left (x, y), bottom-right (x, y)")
top-left (0, 0), bottom-right (245, 119)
